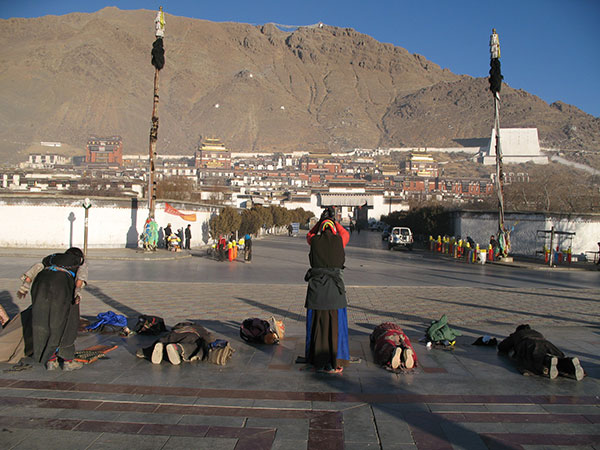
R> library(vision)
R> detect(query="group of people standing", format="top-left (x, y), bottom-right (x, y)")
top-left (163, 223), bottom-right (192, 251)
top-left (215, 234), bottom-right (252, 263)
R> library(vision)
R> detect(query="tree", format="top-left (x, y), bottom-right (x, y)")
top-left (271, 205), bottom-right (291, 227)
top-left (240, 209), bottom-right (262, 236)
top-left (253, 206), bottom-right (274, 230)
top-left (208, 206), bottom-right (241, 239)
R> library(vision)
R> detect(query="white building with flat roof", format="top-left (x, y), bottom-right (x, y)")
top-left (482, 128), bottom-right (548, 165)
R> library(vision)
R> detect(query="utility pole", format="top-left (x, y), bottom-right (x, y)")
top-left (489, 28), bottom-right (510, 259)
top-left (148, 6), bottom-right (165, 219)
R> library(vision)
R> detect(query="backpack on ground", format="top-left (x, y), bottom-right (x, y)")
top-left (207, 341), bottom-right (234, 365)
top-left (240, 318), bottom-right (272, 343)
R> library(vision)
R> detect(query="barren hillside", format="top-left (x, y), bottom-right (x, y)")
top-left (0, 7), bottom-right (598, 163)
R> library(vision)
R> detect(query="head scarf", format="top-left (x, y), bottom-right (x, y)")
top-left (321, 219), bottom-right (337, 234)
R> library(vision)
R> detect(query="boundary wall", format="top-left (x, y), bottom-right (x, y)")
top-left (451, 210), bottom-right (600, 258)
top-left (0, 195), bottom-right (220, 249)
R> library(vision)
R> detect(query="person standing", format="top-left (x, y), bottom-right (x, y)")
top-left (304, 207), bottom-right (350, 373)
top-left (177, 227), bottom-right (184, 248)
top-left (185, 224), bottom-right (192, 250)
top-left (244, 234), bottom-right (252, 263)
top-left (164, 223), bottom-right (172, 249)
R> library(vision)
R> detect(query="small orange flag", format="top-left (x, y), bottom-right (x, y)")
top-left (164, 202), bottom-right (196, 222)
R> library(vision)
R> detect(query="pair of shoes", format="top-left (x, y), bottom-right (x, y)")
top-left (543, 354), bottom-right (558, 379)
top-left (166, 343), bottom-right (182, 365)
top-left (45, 359), bottom-right (59, 371)
top-left (152, 342), bottom-right (164, 364)
top-left (560, 357), bottom-right (584, 381)
top-left (62, 360), bottom-right (84, 371)
top-left (402, 348), bottom-right (415, 369)
top-left (390, 347), bottom-right (402, 369)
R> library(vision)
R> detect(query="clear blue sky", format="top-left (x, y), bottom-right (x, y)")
top-left (3, 0), bottom-right (599, 117)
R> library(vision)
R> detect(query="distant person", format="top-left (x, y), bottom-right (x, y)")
top-left (304, 207), bottom-right (350, 373)
top-left (490, 235), bottom-right (498, 253)
top-left (498, 324), bottom-right (584, 380)
top-left (164, 223), bottom-right (172, 249)
top-left (185, 224), bottom-right (192, 250)
top-left (177, 228), bottom-right (184, 247)
top-left (218, 235), bottom-right (227, 261)
top-left (597, 242), bottom-right (600, 265)
top-left (244, 234), bottom-right (252, 263)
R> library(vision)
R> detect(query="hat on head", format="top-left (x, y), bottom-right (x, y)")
top-left (321, 219), bottom-right (337, 234)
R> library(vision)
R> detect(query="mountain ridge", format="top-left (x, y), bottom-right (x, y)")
top-left (0, 7), bottom-right (598, 163)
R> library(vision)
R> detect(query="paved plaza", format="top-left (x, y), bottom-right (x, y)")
top-left (0, 237), bottom-right (598, 449)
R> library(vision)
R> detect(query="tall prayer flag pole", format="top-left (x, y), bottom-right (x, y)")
top-left (489, 28), bottom-right (510, 258)
top-left (148, 6), bottom-right (165, 219)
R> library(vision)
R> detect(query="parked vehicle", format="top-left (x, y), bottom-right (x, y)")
top-left (388, 227), bottom-right (414, 250)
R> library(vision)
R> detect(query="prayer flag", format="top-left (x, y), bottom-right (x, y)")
top-left (164, 202), bottom-right (196, 222)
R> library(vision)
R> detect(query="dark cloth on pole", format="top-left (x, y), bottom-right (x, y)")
top-left (489, 58), bottom-right (503, 94)
top-left (151, 38), bottom-right (165, 70)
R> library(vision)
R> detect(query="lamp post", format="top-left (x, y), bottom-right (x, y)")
top-left (82, 197), bottom-right (92, 256)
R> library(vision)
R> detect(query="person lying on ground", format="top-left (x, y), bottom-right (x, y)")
top-left (498, 324), bottom-right (584, 380)
top-left (137, 322), bottom-right (232, 366)
top-left (370, 322), bottom-right (417, 370)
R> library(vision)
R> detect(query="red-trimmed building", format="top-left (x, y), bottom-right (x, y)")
top-left (86, 136), bottom-right (123, 166)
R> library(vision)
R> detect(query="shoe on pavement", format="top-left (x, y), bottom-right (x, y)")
top-left (543, 354), bottom-right (558, 379)
top-left (45, 359), bottom-right (59, 371)
top-left (402, 348), bottom-right (415, 369)
top-left (62, 360), bottom-right (84, 371)
top-left (390, 347), bottom-right (402, 369)
top-left (152, 342), bottom-right (164, 364)
top-left (166, 343), bottom-right (182, 365)
top-left (559, 357), bottom-right (584, 381)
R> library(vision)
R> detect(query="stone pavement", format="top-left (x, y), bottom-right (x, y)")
top-left (0, 248), bottom-right (598, 449)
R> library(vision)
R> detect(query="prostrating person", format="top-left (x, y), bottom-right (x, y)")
top-left (29, 248), bottom-right (86, 370)
top-left (498, 324), bottom-right (584, 380)
top-left (304, 207), bottom-right (350, 373)
top-left (370, 322), bottom-right (417, 370)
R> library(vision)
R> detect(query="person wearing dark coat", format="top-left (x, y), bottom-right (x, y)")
top-left (498, 324), bottom-right (584, 380)
top-left (304, 208), bottom-right (350, 373)
top-left (30, 248), bottom-right (85, 370)
top-left (164, 223), bottom-right (172, 249)
top-left (138, 322), bottom-right (214, 365)
top-left (184, 224), bottom-right (192, 250)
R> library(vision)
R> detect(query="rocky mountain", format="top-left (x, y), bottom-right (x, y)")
top-left (0, 7), bottom-right (598, 163)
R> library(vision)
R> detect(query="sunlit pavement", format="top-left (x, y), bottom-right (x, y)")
top-left (0, 238), bottom-right (598, 449)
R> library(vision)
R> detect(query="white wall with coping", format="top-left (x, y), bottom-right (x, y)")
top-left (0, 196), bottom-right (220, 248)
top-left (451, 211), bottom-right (600, 257)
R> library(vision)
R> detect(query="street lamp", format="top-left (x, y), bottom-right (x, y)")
top-left (82, 197), bottom-right (92, 256)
